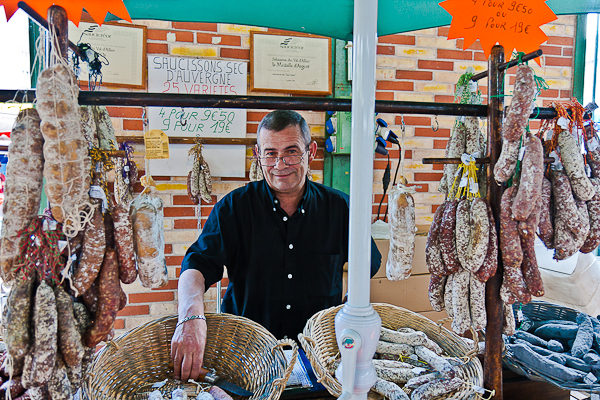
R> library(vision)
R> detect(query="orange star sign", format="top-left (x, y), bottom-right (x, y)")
top-left (439, 0), bottom-right (557, 64)
top-left (1, 0), bottom-right (131, 26)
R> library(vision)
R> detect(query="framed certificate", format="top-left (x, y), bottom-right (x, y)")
top-left (250, 32), bottom-right (332, 95)
top-left (68, 21), bottom-right (147, 89)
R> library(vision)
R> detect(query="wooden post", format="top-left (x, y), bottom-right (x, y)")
top-left (484, 44), bottom-right (505, 399)
top-left (47, 5), bottom-right (68, 61)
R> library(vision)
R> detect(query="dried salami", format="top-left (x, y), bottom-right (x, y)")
top-left (426, 202), bottom-right (446, 276)
top-left (439, 124), bottom-right (466, 194)
top-left (502, 64), bottom-right (535, 142)
top-left (500, 186), bottom-right (523, 267)
top-left (503, 303), bottom-right (516, 336)
top-left (1, 109), bottom-right (44, 284)
top-left (5, 276), bottom-right (35, 376)
top-left (513, 134), bottom-right (544, 221)
top-left (465, 198), bottom-right (489, 273)
top-left (559, 129), bottom-right (596, 201)
top-left (494, 139), bottom-right (521, 183)
top-left (584, 123), bottom-right (600, 179)
top-left (428, 274), bottom-right (447, 312)
top-left (72, 199), bottom-right (106, 296)
top-left (475, 202), bottom-right (498, 283)
top-left (520, 233), bottom-right (544, 297)
top-left (112, 201), bottom-right (137, 284)
top-left (455, 199), bottom-right (471, 271)
top-left (580, 178), bottom-right (600, 253)
top-left (470, 272), bottom-right (486, 330)
top-left (518, 196), bottom-right (542, 240)
top-left (537, 177), bottom-right (555, 249)
top-left (444, 273), bottom-right (454, 318)
top-left (464, 116), bottom-right (483, 155)
top-left (54, 286), bottom-right (84, 367)
top-left (30, 281), bottom-right (58, 387)
top-left (552, 170), bottom-right (587, 236)
top-left (439, 200), bottom-right (460, 275)
top-left (386, 184), bottom-right (416, 281)
top-left (451, 268), bottom-right (471, 335)
top-left (47, 357), bottom-right (72, 400)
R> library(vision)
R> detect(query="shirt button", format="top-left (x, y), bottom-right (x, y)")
top-left (274, 199), bottom-right (278, 204)
top-left (301, 209), bottom-right (305, 214)
top-left (289, 244), bottom-right (294, 249)
top-left (283, 216), bottom-right (288, 221)
top-left (273, 207), bottom-right (276, 212)
top-left (288, 274), bottom-right (293, 279)
top-left (286, 305), bottom-right (291, 310)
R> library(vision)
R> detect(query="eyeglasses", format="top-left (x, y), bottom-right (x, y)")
top-left (258, 149), bottom-right (308, 167)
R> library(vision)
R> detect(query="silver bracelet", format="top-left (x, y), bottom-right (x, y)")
top-left (176, 315), bottom-right (206, 328)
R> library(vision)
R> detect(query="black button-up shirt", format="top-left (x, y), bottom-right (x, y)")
top-left (180, 179), bottom-right (382, 339)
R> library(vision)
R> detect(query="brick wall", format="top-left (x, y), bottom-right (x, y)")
top-left (104, 16), bottom-right (577, 337)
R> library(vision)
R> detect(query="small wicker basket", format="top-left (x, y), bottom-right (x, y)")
top-left (504, 300), bottom-right (600, 393)
top-left (298, 303), bottom-right (483, 399)
top-left (83, 313), bottom-right (297, 400)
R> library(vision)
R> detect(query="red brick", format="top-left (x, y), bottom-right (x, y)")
top-left (106, 106), bottom-right (143, 119)
top-left (563, 48), bottom-right (573, 57)
top-left (221, 48), bottom-right (249, 60)
top-left (466, 41), bottom-right (483, 51)
top-left (172, 22), bottom-right (218, 31)
top-left (373, 160), bottom-right (389, 169)
top-left (166, 256), bottom-right (185, 266)
top-left (176, 31), bottom-right (194, 42)
top-left (174, 219), bottom-right (199, 229)
top-left (437, 27), bottom-right (450, 37)
top-left (123, 119), bottom-right (143, 131)
top-left (153, 176), bottom-right (170, 181)
top-left (560, 90), bottom-right (572, 99)
top-left (376, 81), bottom-right (413, 91)
top-left (397, 116), bottom-right (430, 126)
top-left (114, 319), bottom-right (125, 330)
top-left (404, 150), bottom-right (412, 159)
top-left (434, 139), bottom-right (448, 149)
top-left (152, 279), bottom-right (179, 291)
top-left (538, 89), bottom-right (560, 98)
top-left (377, 46), bottom-right (395, 55)
top-left (539, 45), bottom-right (562, 56)
top-left (414, 172), bottom-right (443, 181)
top-left (130, 292), bottom-right (175, 303)
top-left (435, 95), bottom-right (455, 103)
top-left (173, 195), bottom-right (197, 205)
top-left (432, 204), bottom-right (442, 213)
top-left (474, 52), bottom-right (488, 62)
top-left (546, 36), bottom-right (573, 46)
top-left (147, 43), bottom-right (169, 54)
top-left (438, 49), bottom-right (472, 60)
top-left (409, 183), bottom-right (428, 192)
top-left (196, 32), bottom-right (213, 44)
top-left (376, 92), bottom-right (394, 101)
top-left (311, 160), bottom-right (324, 170)
top-left (378, 35), bottom-right (415, 45)
top-left (164, 206), bottom-right (196, 217)
top-left (529, 120), bottom-right (541, 130)
top-left (418, 60), bottom-right (454, 71)
top-left (176, 267), bottom-right (181, 278)
top-left (432, 164), bottom-right (444, 171)
top-left (117, 305), bottom-right (149, 317)
top-left (396, 70), bottom-right (432, 80)
top-left (210, 278), bottom-right (230, 287)
top-left (545, 57), bottom-right (572, 67)
top-left (164, 244), bottom-right (173, 254)
top-left (415, 127), bottom-right (451, 138)
top-left (148, 29), bottom-right (168, 41)
top-left (374, 194), bottom-right (388, 203)
top-left (219, 35), bottom-right (242, 46)
top-left (479, 86), bottom-right (488, 95)
top-left (200, 205), bottom-right (214, 217)
top-left (247, 111), bottom-right (269, 122)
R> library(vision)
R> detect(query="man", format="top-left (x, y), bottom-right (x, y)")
top-left (171, 110), bottom-right (381, 381)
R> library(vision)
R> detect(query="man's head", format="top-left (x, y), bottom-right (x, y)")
top-left (256, 110), bottom-right (317, 198)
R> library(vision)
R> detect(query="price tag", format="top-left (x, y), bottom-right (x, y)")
top-left (557, 117), bottom-right (570, 130)
top-left (585, 372), bottom-right (597, 385)
top-left (144, 129), bottom-right (170, 159)
top-left (439, 0), bottom-right (557, 64)
top-left (459, 176), bottom-right (468, 188)
top-left (589, 136), bottom-right (600, 152)
top-left (517, 309), bottom-right (524, 322)
top-left (518, 146), bottom-right (526, 161)
top-left (470, 181), bottom-right (479, 195)
top-left (459, 115), bottom-right (466, 123)
top-left (472, 385), bottom-right (486, 395)
top-left (469, 81), bottom-right (478, 93)
top-left (591, 393), bottom-right (599, 400)
top-left (90, 185), bottom-right (109, 212)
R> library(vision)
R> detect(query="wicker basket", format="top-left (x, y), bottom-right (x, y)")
top-left (298, 303), bottom-right (483, 399)
top-left (504, 300), bottom-right (600, 393)
top-left (83, 313), bottom-right (297, 400)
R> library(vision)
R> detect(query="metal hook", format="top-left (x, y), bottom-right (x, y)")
top-left (180, 107), bottom-right (187, 127)
top-left (142, 107), bottom-right (148, 129)
top-left (400, 115), bottom-right (406, 135)
top-left (432, 115), bottom-right (439, 132)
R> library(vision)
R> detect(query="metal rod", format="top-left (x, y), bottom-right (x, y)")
top-left (104, 150), bottom-right (127, 158)
top-left (471, 49), bottom-right (544, 82)
top-left (117, 135), bottom-right (326, 147)
top-left (422, 156), bottom-right (555, 165)
top-left (484, 44), bottom-right (505, 400)
top-left (19, 2), bottom-right (84, 59)
top-left (0, 90), bottom-right (561, 119)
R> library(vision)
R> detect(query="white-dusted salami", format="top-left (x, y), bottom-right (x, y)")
top-left (537, 177), bottom-right (554, 249)
top-left (451, 268), bottom-right (471, 335)
top-left (425, 202), bottom-right (446, 276)
top-left (36, 63), bottom-right (91, 226)
top-left (494, 139), bottom-right (520, 183)
top-left (92, 106), bottom-right (117, 150)
top-left (465, 198), bottom-right (489, 273)
top-left (439, 124), bottom-right (466, 194)
top-left (469, 272), bottom-right (486, 330)
top-left (558, 129), bottom-right (596, 201)
top-left (1, 109), bottom-right (44, 284)
top-left (455, 199), bottom-right (471, 271)
top-left (131, 184), bottom-right (168, 289)
top-left (428, 274), bottom-right (446, 313)
top-left (386, 183), bottom-right (416, 281)
top-left (513, 134), bottom-right (544, 221)
top-left (79, 106), bottom-right (98, 148)
top-left (502, 64), bottom-right (535, 142)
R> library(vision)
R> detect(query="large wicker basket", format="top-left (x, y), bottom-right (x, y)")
top-left (298, 303), bottom-right (483, 399)
top-left (83, 313), bottom-right (297, 400)
top-left (504, 300), bottom-right (600, 393)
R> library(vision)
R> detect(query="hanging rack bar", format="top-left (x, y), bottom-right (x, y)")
top-left (18, 1), bottom-right (85, 59)
top-left (117, 136), bottom-right (327, 147)
top-left (422, 156), bottom-right (555, 165)
top-left (0, 90), bottom-right (561, 119)
top-left (471, 49), bottom-right (544, 82)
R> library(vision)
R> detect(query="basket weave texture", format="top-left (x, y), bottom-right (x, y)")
top-left (504, 300), bottom-right (600, 393)
top-left (84, 313), bottom-right (297, 400)
top-left (298, 303), bottom-right (483, 399)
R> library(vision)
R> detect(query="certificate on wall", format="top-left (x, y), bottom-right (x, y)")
top-left (250, 32), bottom-right (332, 95)
top-left (68, 21), bottom-right (147, 89)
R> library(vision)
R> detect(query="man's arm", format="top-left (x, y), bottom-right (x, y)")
top-left (171, 269), bottom-right (208, 381)
top-left (370, 237), bottom-right (382, 278)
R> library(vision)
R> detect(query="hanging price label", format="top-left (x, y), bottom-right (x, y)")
top-left (439, 0), bottom-right (557, 63)
top-left (144, 129), bottom-right (170, 159)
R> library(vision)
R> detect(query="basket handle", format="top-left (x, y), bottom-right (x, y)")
top-left (271, 338), bottom-right (298, 391)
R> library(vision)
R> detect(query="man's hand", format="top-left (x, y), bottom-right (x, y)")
top-left (171, 318), bottom-right (207, 381)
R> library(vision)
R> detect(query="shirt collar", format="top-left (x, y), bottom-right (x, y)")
top-left (261, 178), bottom-right (312, 215)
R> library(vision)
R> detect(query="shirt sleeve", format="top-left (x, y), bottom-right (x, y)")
top-left (180, 201), bottom-right (230, 291)
top-left (370, 237), bottom-right (382, 278)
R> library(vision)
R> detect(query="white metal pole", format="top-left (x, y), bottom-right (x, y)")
top-left (347, 0), bottom-right (378, 309)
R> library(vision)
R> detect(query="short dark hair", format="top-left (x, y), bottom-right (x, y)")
top-left (256, 110), bottom-right (311, 148)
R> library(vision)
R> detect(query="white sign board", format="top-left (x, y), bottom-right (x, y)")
top-left (147, 56), bottom-right (248, 177)
top-left (148, 144), bottom-right (246, 178)
top-left (147, 56), bottom-right (247, 138)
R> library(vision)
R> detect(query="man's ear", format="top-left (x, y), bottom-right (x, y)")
top-left (308, 141), bottom-right (317, 162)
top-left (254, 144), bottom-right (260, 158)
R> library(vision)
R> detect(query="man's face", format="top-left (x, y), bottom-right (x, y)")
top-left (257, 125), bottom-right (316, 198)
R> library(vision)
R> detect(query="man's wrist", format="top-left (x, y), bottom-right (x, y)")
top-left (176, 314), bottom-right (206, 328)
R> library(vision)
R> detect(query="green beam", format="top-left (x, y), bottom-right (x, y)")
top-left (573, 14), bottom-right (587, 103)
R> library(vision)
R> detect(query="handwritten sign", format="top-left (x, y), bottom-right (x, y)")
top-left (250, 32), bottom-right (332, 95)
top-left (147, 56), bottom-right (247, 138)
top-left (439, 0), bottom-right (557, 62)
